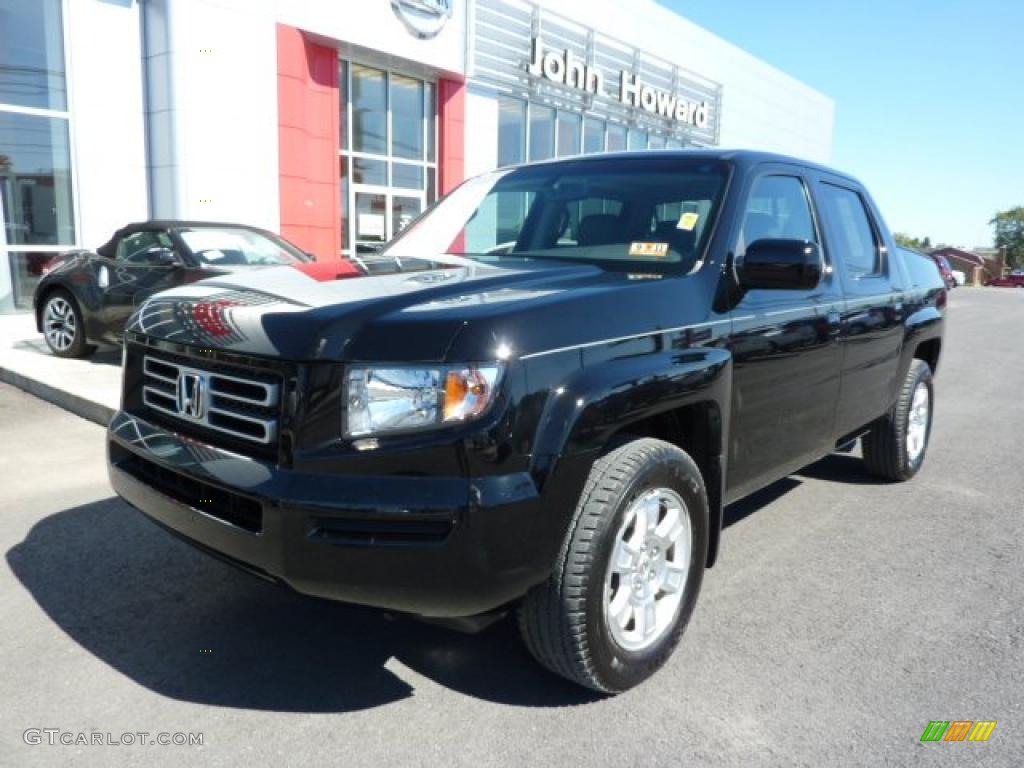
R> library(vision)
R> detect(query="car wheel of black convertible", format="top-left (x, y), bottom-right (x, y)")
top-left (41, 290), bottom-right (96, 359)
top-left (518, 438), bottom-right (708, 693)
top-left (862, 359), bottom-right (933, 481)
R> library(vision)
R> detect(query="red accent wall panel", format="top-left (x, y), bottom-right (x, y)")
top-left (438, 78), bottom-right (466, 196)
top-left (276, 24), bottom-right (341, 261)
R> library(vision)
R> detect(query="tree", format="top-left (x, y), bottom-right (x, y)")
top-left (893, 232), bottom-right (933, 251)
top-left (991, 207), bottom-right (1024, 270)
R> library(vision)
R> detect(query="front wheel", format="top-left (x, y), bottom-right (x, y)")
top-left (862, 359), bottom-right (934, 481)
top-left (41, 290), bottom-right (95, 359)
top-left (518, 438), bottom-right (708, 693)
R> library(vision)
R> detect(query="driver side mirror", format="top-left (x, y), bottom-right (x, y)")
top-left (739, 239), bottom-right (822, 290)
top-left (143, 247), bottom-right (180, 267)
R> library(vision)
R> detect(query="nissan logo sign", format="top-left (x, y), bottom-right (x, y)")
top-left (391, 0), bottom-right (454, 40)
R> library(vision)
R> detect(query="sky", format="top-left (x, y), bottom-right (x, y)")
top-left (657, 0), bottom-right (1023, 248)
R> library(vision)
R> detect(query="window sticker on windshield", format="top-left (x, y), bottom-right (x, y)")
top-left (629, 242), bottom-right (670, 258)
top-left (678, 212), bottom-right (700, 231)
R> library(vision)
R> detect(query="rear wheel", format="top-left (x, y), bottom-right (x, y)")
top-left (862, 359), bottom-right (933, 481)
top-left (518, 438), bottom-right (708, 693)
top-left (41, 290), bottom-right (95, 359)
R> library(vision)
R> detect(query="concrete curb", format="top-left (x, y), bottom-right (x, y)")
top-left (0, 366), bottom-right (114, 427)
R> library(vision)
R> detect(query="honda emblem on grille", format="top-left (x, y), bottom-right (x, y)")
top-left (176, 372), bottom-right (205, 419)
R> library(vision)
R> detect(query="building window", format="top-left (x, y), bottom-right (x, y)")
top-left (583, 117), bottom-right (605, 154)
top-left (0, 0), bottom-right (74, 311)
top-left (607, 124), bottom-right (627, 152)
top-left (351, 64), bottom-right (387, 156)
top-left (0, 0), bottom-right (67, 111)
top-left (498, 96), bottom-right (526, 167)
top-left (527, 104), bottom-right (555, 163)
top-left (0, 112), bottom-right (74, 247)
top-left (556, 112), bottom-right (581, 158)
top-left (339, 61), bottom-right (437, 256)
top-left (390, 74), bottom-right (424, 160)
top-left (496, 95), bottom-right (692, 170)
top-left (627, 129), bottom-right (648, 150)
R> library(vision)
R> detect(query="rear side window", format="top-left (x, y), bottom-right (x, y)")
top-left (737, 175), bottom-right (818, 256)
top-left (819, 184), bottom-right (882, 277)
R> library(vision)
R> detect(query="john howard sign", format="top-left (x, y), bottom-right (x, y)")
top-left (470, 0), bottom-right (722, 146)
top-left (528, 38), bottom-right (710, 130)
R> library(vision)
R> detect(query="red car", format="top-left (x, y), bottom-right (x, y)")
top-left (986, 273), bottom-right (1024, 288)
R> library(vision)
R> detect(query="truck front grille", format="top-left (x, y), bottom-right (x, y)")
top-left (141, 354), bottom-right (281, 446)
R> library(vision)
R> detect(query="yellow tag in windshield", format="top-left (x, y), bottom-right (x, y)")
top-left (678, 212), bottom-right (700, 231)
top-left (628, 242), bottom-right (670, 258)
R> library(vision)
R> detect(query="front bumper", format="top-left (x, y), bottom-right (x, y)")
top-left (107, 411), bottom-right (556, 618)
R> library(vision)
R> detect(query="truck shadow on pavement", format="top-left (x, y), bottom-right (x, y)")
top-left (794, 453), bottom-right (892, 486)
top-left (7, 453), bottom-right (882, 713)
top-left (6, 497), bottom-right (599, 712)
top-left (723, 453), bottom-right (884, 527)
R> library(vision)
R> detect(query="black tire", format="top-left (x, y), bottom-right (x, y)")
top-left (518, 438), bottom-right (708, 693)
top-left (40, 289), bottom-right (95, 359)
top-left (862, 359), bottom-right (934, 481)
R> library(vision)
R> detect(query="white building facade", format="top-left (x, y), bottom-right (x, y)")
top-left (0, 0), bottom-right (834, 312)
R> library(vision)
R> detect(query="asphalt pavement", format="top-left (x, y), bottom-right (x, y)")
top-left (1, 287), bottom-right (1021, 767)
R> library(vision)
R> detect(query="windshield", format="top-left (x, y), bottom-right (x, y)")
top-left (178, 227), bottom-right (305, 267)
top-left (382, 157), bottom-right (730, 270)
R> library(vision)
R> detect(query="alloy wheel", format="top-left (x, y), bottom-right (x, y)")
top-left (44, 296), bottom-right (77, 353)
top-left (603, 488), bottom-right (692, 652)
top-left (906, 382), bottom-right (930, 462)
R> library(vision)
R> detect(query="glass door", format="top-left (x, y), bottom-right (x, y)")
top-left (351, 186), bottom-right (425, 255)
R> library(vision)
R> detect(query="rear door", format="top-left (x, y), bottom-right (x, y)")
top-left (814, 179), bottom-right (906, 437)
top-left (726, 167), bottom-right (844, 500)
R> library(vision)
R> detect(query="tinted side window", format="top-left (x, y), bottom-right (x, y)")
top-left (116, 232), bottom-right (173, 263)
top-left (819, 184), bottom-right (881, 277)
top-left (737, 175), bottom-right (817, 256)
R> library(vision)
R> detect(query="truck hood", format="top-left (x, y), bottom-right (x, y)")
top-left (127, 257), bottom-right (690, 361)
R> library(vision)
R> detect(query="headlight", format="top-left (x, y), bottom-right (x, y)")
top-left (345, 364), bottom-right (501, 437)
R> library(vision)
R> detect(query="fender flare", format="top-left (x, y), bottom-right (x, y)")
top-left (527, 346), bottom-right (732, 567)
top-left (896, 303), bottom-right (944, 382)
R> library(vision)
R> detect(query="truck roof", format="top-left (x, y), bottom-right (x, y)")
top-left (515, 148), bottom-right (862, 187)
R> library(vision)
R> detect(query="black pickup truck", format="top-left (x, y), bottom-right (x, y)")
top-left (107, 150), bottom-right (946, 693)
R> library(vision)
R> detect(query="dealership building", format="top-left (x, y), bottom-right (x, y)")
top-left (0, 0), bottom-right (834, 312)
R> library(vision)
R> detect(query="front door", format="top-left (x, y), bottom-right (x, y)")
top-left (726, 171), bottom-right (845, 501)
top-left (99, 230), bottom-right (186, 336)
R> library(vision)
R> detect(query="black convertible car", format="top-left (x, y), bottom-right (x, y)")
top-left (32, 221), bottom-right (317, 358)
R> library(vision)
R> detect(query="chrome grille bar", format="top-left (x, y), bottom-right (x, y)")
top-left (142, 356), bottom-right (280, 445)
